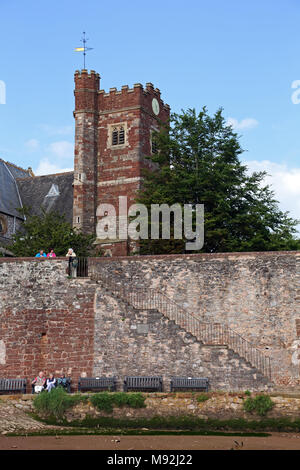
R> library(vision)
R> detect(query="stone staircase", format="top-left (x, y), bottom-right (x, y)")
top-left (91, 273), bottom-right (273, 383)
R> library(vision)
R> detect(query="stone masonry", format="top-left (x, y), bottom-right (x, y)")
top-left (94, 290), bottom-right (269, 391)
top-left (89, 251), bottom-right (300, 386)
top-left (0, 252), bottom-right (299, 390)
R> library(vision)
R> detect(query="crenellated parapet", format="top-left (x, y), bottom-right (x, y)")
top-left (98, 81), bottom-right (170, 116)
top-left (74, 70), bottom-right (100, 113)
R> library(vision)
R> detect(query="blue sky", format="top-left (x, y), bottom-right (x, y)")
top-left (0, 0), bottom-right (300, 229)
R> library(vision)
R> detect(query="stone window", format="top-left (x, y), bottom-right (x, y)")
top-left (112, 126), bottom-right (125, 146)
top-left (108, 123), bottom-right (127, 149)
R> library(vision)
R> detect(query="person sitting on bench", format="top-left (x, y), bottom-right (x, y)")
top-left (46, 373), bottom-right (56, 393)
top-left (56, 373), bottom-right (71, 393)
top-left (31, 371), bottom-right (46, 394)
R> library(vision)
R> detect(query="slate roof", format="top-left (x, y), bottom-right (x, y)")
top-left (0, 159), bottom-right (31, 218)
top-left (16, 172), bottom-right (74, 224)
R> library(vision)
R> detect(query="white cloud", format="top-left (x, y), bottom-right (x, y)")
top-left (244, 159), bottom-right (300, 231)
top-left (227, 117), bottom-right (259, 130)
top-left (25, 138), bottom-right (39, 151)
top-left (34, 158), bottom-right (73, 176)
top-left (47, 141), bottom-right (74, 159)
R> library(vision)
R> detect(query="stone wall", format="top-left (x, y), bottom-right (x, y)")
top-left (62, 391), bottom-right (300, 422)
top-left (89, 251), bottom-right (300, 385)
top-left (94, 291), bottom-right (269, 391)
top-left (0, 252), bottom-right (299, 390)
top-left (1, 393), bottom-right (299, 430)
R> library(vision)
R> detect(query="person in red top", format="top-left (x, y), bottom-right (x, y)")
top-left (47, 249), bottom-right (56, 258)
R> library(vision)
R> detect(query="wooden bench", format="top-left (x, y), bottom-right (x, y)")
top-left (78, 377), bottom-right (117, 392)
top-left (123, 376), bottom-right (163, 392)
top-left (0, 378), bottom-right (27, 395)
top-left (170, 377), bottom-right (209, 392)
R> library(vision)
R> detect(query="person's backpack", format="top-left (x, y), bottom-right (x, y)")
top-left (72, 258), bottom-right (78, 268)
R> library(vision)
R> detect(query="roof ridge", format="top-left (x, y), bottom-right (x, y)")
top-left (0, 158), bottom-right (33, 176)
top-left (16, 170), bottom-right (74, 180)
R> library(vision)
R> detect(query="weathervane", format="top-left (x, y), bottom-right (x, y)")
top-left (75, 32), bottom-right (93, 69)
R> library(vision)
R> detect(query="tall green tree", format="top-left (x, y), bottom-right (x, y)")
top-left (8, 208), bottom-right (95, 257)
top-left (137, 108), bottom-right (300, 254)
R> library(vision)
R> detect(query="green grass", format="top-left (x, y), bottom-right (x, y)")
top-left (33, 389), bottom-right (146, 419)
top-left (33, 387), bottom-right (87, 419)
top-left (6, 428), bottom-right (271, 438)
top-left (28, 411), bottom-right (300, 433)
top-left (243, 394), bottom-right (274, 416)
top-left (196, 393), bottom-right (210, 403)
top-left (90, 392), bottom-right (146, 413)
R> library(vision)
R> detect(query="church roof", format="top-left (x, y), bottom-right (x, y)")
top-left (16, 172), bottom-right (74, 224)
top-left (0, 158), bottom-right (30, 218)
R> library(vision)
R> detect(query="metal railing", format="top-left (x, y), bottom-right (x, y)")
top-left (91, 273), bottom-right (272, 381)
top-left (68, 257), bottom-right (89, 278)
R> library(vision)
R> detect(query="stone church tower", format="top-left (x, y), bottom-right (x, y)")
top-left (73, 69), bottom-right (170, 256)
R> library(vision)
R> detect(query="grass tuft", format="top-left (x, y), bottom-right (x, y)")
top-left (33, 387), bottom-right (86, 419)
top-left (243, 394), bottom-right (274, 416)
top-left (90, 392), bottom-right (146, 413)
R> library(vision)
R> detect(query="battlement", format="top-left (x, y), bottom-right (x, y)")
top-left (74, 69), bottom-right (100, 92)
top-left (74, 69), bottom-right (100, 79)
top-left (98, 81), bottom-right (170, 112)
top-left (74, 69), bottom-right (170, 112)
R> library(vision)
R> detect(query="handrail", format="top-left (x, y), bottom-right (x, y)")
top-left (91, 273), bottom-right (272, 380)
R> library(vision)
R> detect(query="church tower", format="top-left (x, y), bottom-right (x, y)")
top-left (73, 69), bottom-right (170, 256)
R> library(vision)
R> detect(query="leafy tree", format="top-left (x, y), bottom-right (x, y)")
top-left (137, 108), bottom-right (300, 254)
top-left (8, 207), bottom-right (95, 257)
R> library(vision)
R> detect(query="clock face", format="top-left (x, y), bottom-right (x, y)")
top-left (152, 98), bottom-right (160, 116)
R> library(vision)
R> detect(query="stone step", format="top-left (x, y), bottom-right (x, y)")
top-left (96, 278), bottom-right (272, 383)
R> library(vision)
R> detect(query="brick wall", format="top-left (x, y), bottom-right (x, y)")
top-left (0, 259), bottom-right (96, 391)
top-left (73, 70), bottom-right (170, 256)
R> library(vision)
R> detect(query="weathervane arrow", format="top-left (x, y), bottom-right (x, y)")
top-left (75, 32), bottom-right (93, 69)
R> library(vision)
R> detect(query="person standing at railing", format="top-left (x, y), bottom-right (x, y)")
top-left (47, 248), bottom-right (56, 258)
top-left (35, 249), bottom-right (46, 258)
top-left (66, 248), bottom-right (77, 277)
